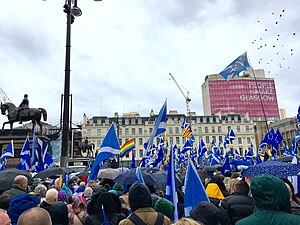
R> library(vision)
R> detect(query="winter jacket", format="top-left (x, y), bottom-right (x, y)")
top-left (236, 175), bottom-right (300, 225)
top-left (221, 192), bottom-right (254, 224)
top-left (209, 198), bottom-right (231, 225)
top-left (40, 200), bottom-right (69, 225)
top-left (84, 211), bottom-right (125, 225)
top-left (2, 187), bottom-right (27, 197)
top-left (190, 201), bottom-right (221, 225)
top-left (118, 208), bottom-right (171, 225)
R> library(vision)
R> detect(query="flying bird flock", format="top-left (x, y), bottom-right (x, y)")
top-left (252, 9), bottom-right (296, 75)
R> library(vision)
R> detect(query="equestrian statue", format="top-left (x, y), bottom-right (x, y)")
top-left (74, 138), bottom-right (95, 158)
top-left (1, 94), bottom-right (47, 132)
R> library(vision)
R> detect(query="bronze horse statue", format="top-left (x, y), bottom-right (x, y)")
top-left (1, 102), bottom-right (47, 132)
top-left (74, 140), bottom-right (95, 158)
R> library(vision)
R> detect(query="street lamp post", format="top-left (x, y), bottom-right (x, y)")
top-left (61, 0), bottom-right (82, 168)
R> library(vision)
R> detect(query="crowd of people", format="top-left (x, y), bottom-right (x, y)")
top-left (0, 171), bottom-right (300, 225)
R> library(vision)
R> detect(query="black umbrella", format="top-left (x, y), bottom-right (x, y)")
top-left (151, 171), bottom-right (182, 190)
top-left (34, 167), bottom-right (70, 179)
top-left (114, 168), bottom-right (156, 186)
top-left (0, 168), bottom-right (33, 191)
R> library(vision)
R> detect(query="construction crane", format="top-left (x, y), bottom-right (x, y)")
top-left (169, 72), bottom-right (191, 117)
top-left (0, 87), bottom-right (11, 103)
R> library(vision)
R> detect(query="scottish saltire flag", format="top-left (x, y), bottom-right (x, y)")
top-left (130, 153), bottom-right (136, 169)
top-left (102, 205), bottom-right (109, 225)
top-left (153, 136), bottom-right (164, 167)
top-left (181, 140), bottom-right (193, 154)
top-left (221, 151), bottom-right (231, 175)
top-left (283, 145), bottom-right (294, 156)
top-left (189, 134), bottom-right (195, 144)
top-left (31, 131), bottom-right (39, 172)
top-left (231, 159), bottom-right (253, 168)
top-left (295, 130), bottom-right (300, 144)
top-left (233, 148), bottom-right (241, 160)
top-left (181, 118), bottom-right (189, 129)
top-left (210, 148), bottom-right (222, 166)
top-left (292, 138), bottom-right (298, 155)
top-left (88, 123), bottom-right (120, 181)
top-left (297, 105), bottom-right (300, 125)
top-left (224, 134), bottom-right (230, 149)
top-left (166, 143), bottom-right (179, 222)
top-left (37, 138), bottom-right (49, 172)
top-left (288, 157), bottom-right (300, 195)
top-left (197, 138), bottom-right (207, 166)
top-left (18, 136), bottom-right (31, 170)
top-left (228, 129), bottom-right (236, 144)
top-left (256, 154), bottom-right (263, 164)
top-left (44, 152), bottom-right (54, 170)
top-left (184, 160), bottom-right (209, 217)
top-left (120, 139), bottom-right (135, 157)
top-left (135, 166), bottom-right (145, 183)
top-left (219, 52), bottom-right (252, 81)
top-left (0, 140), bottom-right (14, 159)
top-left (0, 140), bottom-right (14, 171)
top-left (146, 101), bottom-right (167, 151)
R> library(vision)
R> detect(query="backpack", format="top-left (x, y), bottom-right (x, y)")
top-left (128, 212), bottom-right (164, 225)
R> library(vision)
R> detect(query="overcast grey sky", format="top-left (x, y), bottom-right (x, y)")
top-left (0, 0), bottom-right (299, 127)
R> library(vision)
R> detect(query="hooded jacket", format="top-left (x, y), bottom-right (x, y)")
top-left (119, 182), bottom-right (171, 225)
top-left (236, 175), bottom-right (300, 225)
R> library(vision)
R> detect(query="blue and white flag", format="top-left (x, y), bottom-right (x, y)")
top-left (181, 140), bottom-right (193, 154)
top-left (130, 153), bottom-right (136, 169)
top-left (37, 138), bottom-right (49, 172)
top-left (0, 140), bottom-right (14, 171)
top-left (166, 143), bottom-right (179, 222)
top-left (189, 134), bottom-right (195, 145)
top-left (233, 148), bottom-right (241, 160)
top-left (256, 154), bottom-right (263, 164)
top-left (31, 131), bottom-right (39, 172)
top-left (297, 105), bottom-right (300, 125)
top-left (210, 147), bottom-right (222, 166)
top-left (272, 129), bottom-right (283, 151)
top-left (197, 138), bottom-right (207, 166)
top-left (153, 136), bottom-right (164, 168)
top-left (18, 136), bottom-right (31, 170)
top-left (181, 118), bottom-right (189, 130)
top-left (220, 52), bottom-right (252, 81)
top-left (102, 205), bottom-right (109, 225)
top-left (184, 160), bottom-right (209, 217)
top-left (44, 152), bottom-right (54, 170)
top-left (0, 140), bottom-right (14, 160)
top-left (228, 129), bottom-right (236, 144)
top-left (135, 167), bottom-right (145, 184)
top-left (88, 123), bottom-right (120, 181)
top-left (288, 157), bottom-right (300, 195)
top-left (221, 151), bottom-right (231, 175)
top-left (146, 101), bottom-right (167, 151)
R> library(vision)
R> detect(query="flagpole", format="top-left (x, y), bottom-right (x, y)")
top-left (247, 57), bottom-right (272, 156)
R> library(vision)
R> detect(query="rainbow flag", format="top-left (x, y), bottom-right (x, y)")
top-left (120, 139), bottom-right (135, 157)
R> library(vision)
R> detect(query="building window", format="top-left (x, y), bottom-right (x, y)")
top-left (132, 150), bottom-right (136, 156)
top-left (175, 127), bottom-right (179, 134)
top-left (125, 128), bottom-right (129, 135)
top-left (138, 118), bottom-right (142, 125)
top-left (131, 118), bottom-right (136, 125)
top-left (105, 119), bottom-right (109, 125)
top-left (149, 128), bottom-right (153, 134)
top-left (205, 127), bottom-right (209, 133)
top-left (246, 126), bottom-right (250, 132)
top-left (205, 136), bottom-right (210, 144)
top-left (176, 137), bottom-right (180, 145)
top-left (138, 128), bottom-right (142, 135)
top-left (170, 137), bottom-right (173, 144)
top-left (97, 119), bottom-right (102, 125)
top-left (237, 126), bottom-right (240, 132)
top-left (218, 126), bottom-right (222, 133)
top-left (219, 136), bottom-right (223, 143)
top-left (97, 141), bottom-right (101, 147)
top-left (212, 136), bottom-right (216, 143)
top-left (227, 126), bottom-right (231, 132)
top-left (97, 129), bottom-right (101, 136)
top-left (209, 117), bottom-right (213, 123)
top-left (87, 129), bottom-right (91, 137)
top-left (182, 137), bottom-right (186, 144)
top-left (125, 119), bottom-right (129, 126)
top-left (228, 117), bottom-right (232, 122)
top-left (238, 138), bottom-right (242, 145)
top-left (216, 117), bottom-right (220, 123)
top-left (125, 154), bottom-right (130, 158)
top-left (247, 137), bottom-right (251, 144)
top-left (203, 117), bottom-right (207, 123)
top-left (198, 127), bottom-right (202, 133)
top-left (139, 138), bottom-right (143, 145)
top-left (169, 127), bottom-right (173, 134)
top-left (174, 117), bottom-right (178, 123)
top-left (211, 126), bottom-right (215, 133)
top-left (196, 117), bottom-right (201, 123)
top-left (139, 149), bottom-right (143, 158)
top-left (118, 129), bottom-right (122, 136)
top-left (132, 128), bottom-right (136, 135)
